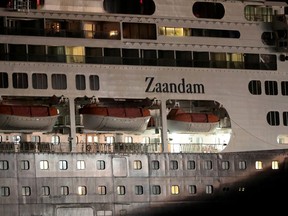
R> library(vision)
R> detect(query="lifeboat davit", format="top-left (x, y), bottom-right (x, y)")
top-left (167, 108), bottom-right (220, 133)
top-left (79, 105), bottom-right (151, 132)
top-left (0, 104), bottom-right (58, 132)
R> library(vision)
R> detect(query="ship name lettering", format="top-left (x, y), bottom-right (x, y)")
top-left (145, 77), bottom-right (204, 94)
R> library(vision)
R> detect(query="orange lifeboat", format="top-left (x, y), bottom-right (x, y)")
top-left (167, 108), bottom-right (220, 133)
top-left (79, 104), bottom-right (151, 132)
top-left (0, 104), bottom-right (58, 132)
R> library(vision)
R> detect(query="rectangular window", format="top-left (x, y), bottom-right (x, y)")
top-left (135, 185), bottom-right (143, 195)
top-left (59, 160), bottom-right (68, 170)
top-left (151, 185), bottom-right (161, 195)
top-left (0, 187), bottom-right (10, 197)
top-left (272, 161), bottom-right (279, 169)
top-left (188, 185), bottom-right (197, 194)
top-left (22, 186), bottom-right (31, 196)
top-left (52, 74), bottom-right (67, 89)
top-left (205, 185), bottom-right (213, 194)
top-left (78, 186), bottom-right (87, 195)
top-left (151, 160), bottom-right (159, 170)
top-left (40, 160), bottom-right (49, 170)
top-left (97, 186), bottom-right (107, 195)
top-left (41, 186), bottom-right (50, 196)
top-left (187, 160), bottom-right (196, 170)
top-left (117, 186), bottom-right (126, 195)
top-left (77, 160), bottom-right (85, 170)
top-left (0, 72), bottom-right (8, 88)
top-left (133, 160), bottom-right (142, 170)
top-left (32, 73), bottom-right (48, 89)
top-left (221, 161), bottom-right (230, 170)
top-left (255, 161), bottom-right (263, 170)
top-left (89, 75), bottom-right (99, 90)
top-left (76, 74), bottom-right (86, 90)
top-left (0, 160), bottom-right (9, 170)
top-left (171, 185), bottom-right (179, 195)
top-left (170, 160), bottom-right (178, 170)
top-left (21, 160), bottom-right (30, 170)
top-left (96, 160), bottom-right (105, 170)
top-left (238, 161), bottom-right (247, 170)
top-left (12, 73), bottom-right (28, 89)
top-left (204, 160), bottom-right (213, 170)
top-left (61, 186), bottom-right (69, 195)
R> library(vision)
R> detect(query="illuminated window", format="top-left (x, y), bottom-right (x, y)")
top-left (77, 160), bottom-right (85, 170)
top-left (22, 186), bottom-right (31, 196)
top-left (59, 160), bottom-right (68, 170)
top-left (117, 186), bottom-right (126, 195)
top-left (171, 185), bottom-right (179, 195)
top-left (51, 135), bottom-right (60, 145)
top-left (272, 161), bottom-right (279, 170)
top-left (40, 160), bottom-right (49, 170)
top-left (255, 161), bottom-right (263, 170)
top-left (98, 186), bottom-right (107, 195)
top-left (206, 185), bottom-right (213, 194)
top-left (133, 160), bottom-right (142, 170)
top-left (78, 186), bottom-right (87, 195)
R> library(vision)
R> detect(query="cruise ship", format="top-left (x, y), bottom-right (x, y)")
top-left (1, 0), bottom-right (288, 215)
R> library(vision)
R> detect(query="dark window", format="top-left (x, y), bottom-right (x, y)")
top-left (85, 47), bottom-right (103, 64)
top-left (141, 49), bottom-right (157, 65)
top-left (13, 73), bottom-right (28, 89)
top-left (176, 51), bottom-right (192, 67)
top-left (135, 185), bottom-right (144, 195)
top-left (281, 81), bottom-right (288, 95)
top-left (104, 48), bottom-right (121, 64)
top-left (151, 160), bottom-right (159, 170)
top-left (170, 160), bottom-right (178, 170)
top-left (52, 74), bottom-right (67, 89)
top-left (187, 160), bottom-right (196, 170)
top-left (194, 52), bottom-right (209, 67)
top-left (265, 80), bottom-right (278, 95)
top-left (122, 49), bottom-right (140, 65)
top-left (0, 72), bottom-right (8, 88)
top-left (76, 74), bottom-right (86, 90)
top-left (248, 80), bottom-right (262, 95)
top-left (151, 185), bottom-right (161, 195)
top-left (193, 2), bottom-right (225, 19)
top-left (32, 73), bottom-right (48, 89)
top-left (89, 75), bottom-right (99, 90)
top-left (123, 23), bottom-right (156, 40)
top-left (28, 45), bottom-right (46, 62)
top-left (103, 0), bottom-right (155, 15)
top-left (244, 54), bottom-right (260, 69)
top-left (283, 112), bottom-right (288, 126)
top-left (267, 111), bottom-right (280, 126)
top-left (158, 50), bottom-right (175, 66)
top-left (9, 44), bottom-right (27, 61)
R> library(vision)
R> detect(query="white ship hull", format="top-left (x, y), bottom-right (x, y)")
top-left (0, 0), bottom-right (288, 215)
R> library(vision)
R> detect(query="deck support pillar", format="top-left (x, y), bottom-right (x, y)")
top-left (68, 97), bottom-right (77, 152)
top-left (160, 100), bottom-right (169, 153)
